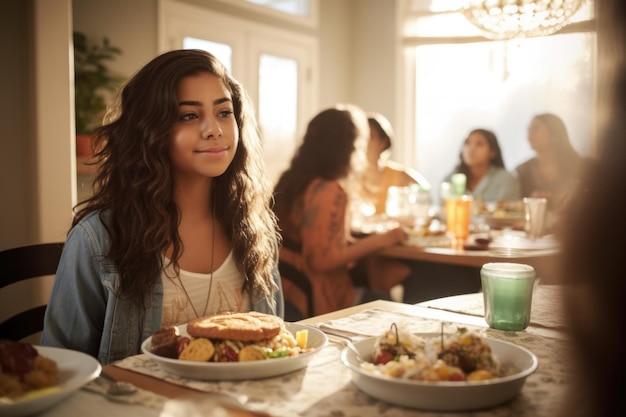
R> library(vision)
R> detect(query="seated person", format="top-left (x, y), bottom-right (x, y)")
top-left (361, 112), bottom-right (430, 214)
top-left (442, 128), bottom-right (520, 203)
top-left (514, 113), bottom-right (586, 209)
top-left (273, 105), bottom-right (411, 319)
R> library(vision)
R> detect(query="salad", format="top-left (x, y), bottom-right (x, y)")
top-left (362, 324), bottom-right (515, 382)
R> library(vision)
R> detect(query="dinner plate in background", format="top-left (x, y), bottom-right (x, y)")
top-left (1, 346), bottom-right (101, 417)
top-left (480, 212), bottom-right (525, 230)
top-left (141, 323), bottom-right (327, 380)
top-left (341, 335), bottom-right (538, 411)
top-left (490, 231), bottom-right (560, 251)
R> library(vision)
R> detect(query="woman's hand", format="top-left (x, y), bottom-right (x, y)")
top-left (381, 227), bottom-right (409, 246)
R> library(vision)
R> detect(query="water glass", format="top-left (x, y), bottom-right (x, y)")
top-left (481, 262), bottom-right (535, 331)
top-left (523, 197), bottom-right (548, 239)
top-left (386, 186), bottom-right (413, 220)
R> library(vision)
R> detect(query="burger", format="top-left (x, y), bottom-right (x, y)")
top-left (150, 311), bottom-right (309, 362)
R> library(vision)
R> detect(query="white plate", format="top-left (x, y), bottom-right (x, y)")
top-left (490, 232), bottom-right (560, 251)
top-left (480, 213), bottom-right (525, 230)
top-left (0, 346), bottom-right (102, 417)
top-left (341, 334), bottom-right (538, 411)
top-left (141, 322), bottom-right (327, 380)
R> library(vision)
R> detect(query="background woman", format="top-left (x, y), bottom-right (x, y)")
top-left (514, 113), bottom-right (584, 207)
top-left (273, 105), bottom-right (410, 319)
top-left (42, 50), bottom-right (282, 364)
top-left (361, 112), bottom-right (430, 214)
top-left (442, 128), bottom-right (520, 203)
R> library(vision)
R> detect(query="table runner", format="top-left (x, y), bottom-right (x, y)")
top-left (114, 308), bottom-right (571, 417)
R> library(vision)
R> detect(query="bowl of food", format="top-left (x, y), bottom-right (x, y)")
top-left (141, 311), bottom-right (327, 380)
top-left (340, 325), bottom-right (538, 411)
top-left (0, 340), bottom-right (101, 417)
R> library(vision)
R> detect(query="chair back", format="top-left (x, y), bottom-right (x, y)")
top-left (279, 260), bottom-right (314, 320)
top-left (0, 242), bottom-right (64, 341)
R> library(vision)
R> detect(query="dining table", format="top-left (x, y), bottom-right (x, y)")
top-left (380, 229), bottom-right (562, 303)
top-left (34, 284), bottom-right (571, 417)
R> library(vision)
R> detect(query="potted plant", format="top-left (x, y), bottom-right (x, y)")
top-left (73, 31), bottom-right (123, 157)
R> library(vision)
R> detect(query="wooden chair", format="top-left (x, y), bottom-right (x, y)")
top-left (0, 242), bottom-right (64, 341)
top-left (279, 260), bottom-right (314, 321)
top-left (279, 237), bottom-right (314, 321)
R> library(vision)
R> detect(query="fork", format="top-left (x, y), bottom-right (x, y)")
top-left (319, 328), bottom-right (366, 363)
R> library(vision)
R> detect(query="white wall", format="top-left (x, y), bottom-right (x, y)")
top-left (34, 0), bottom-right (75, 245)
top-left (0, 0), bottom-right (74, 250)
top-left (0, 0), bottom-right (34, 249)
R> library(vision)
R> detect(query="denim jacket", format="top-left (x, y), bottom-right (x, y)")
top-left (41, 211), bottom-right (284, 365)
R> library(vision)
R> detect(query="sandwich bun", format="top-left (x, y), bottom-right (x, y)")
top-left (187, 311), bottom-right (283, 342)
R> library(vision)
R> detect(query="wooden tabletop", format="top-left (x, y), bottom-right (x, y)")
top-left (379, 243), bottom-right (562, 285)
top-left (379, 243), bottom-right (559, 267)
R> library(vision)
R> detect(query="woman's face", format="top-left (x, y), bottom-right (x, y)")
top-left (527, 117), bottom-right (551, 153)
top-left (367, 123), bottom-right (387, 161)
top-left (462, 132), bottom-right (494, 168)
top-left (169, 72), bottom-right (239, 181)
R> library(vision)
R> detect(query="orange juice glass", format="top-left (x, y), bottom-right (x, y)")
top-left (445, 195), bottom-right (473, 240)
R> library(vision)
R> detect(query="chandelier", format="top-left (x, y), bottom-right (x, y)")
top-left (463, 0), bottom-right (585, 40)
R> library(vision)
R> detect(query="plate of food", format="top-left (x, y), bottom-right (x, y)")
top-left (475, 201), bottom-right (526, 230)
top-left (0, 340), bottom-right (101, 417)
top-left (340, 324), bottom-right (538, 411)
top-left (141, 311), bottom-right (327, 380)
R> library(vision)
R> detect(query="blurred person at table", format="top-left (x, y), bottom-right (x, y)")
top-left (360, 112), bottom-right (430, 214)
top-left (272, 104), bottom-right (411, 318)
top-left (514, 113), bottom-right (585, 208)
top-left (558, 1), bottom-right (624, 416)
top-left (41, 49), bottom-right (283, 364)
top-left (442, 128), bottom-right (520, 203)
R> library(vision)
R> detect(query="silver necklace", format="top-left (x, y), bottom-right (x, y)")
top-left (177, 206), bottom-right (215, 319)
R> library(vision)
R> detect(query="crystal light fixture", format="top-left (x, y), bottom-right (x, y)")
top-left (464, 0), bottom-right (585, 40)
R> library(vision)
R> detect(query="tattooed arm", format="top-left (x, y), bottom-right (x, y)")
top-left (301, 179), bottom-right (407, 272)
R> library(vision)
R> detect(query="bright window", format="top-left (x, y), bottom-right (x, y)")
top-left (183, 37), bottom-right (232, 73)
top-left (258, 54), bottom-right (299, 185)
top-left (403, 1), bottom-right (596, 198)
top-left (246, 0), bottom-right (311, 18)
top-left (414, 33), bottom-right (595, 193)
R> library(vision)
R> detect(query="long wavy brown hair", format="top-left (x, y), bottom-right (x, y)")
top-left (75, 49), bottom-right (279, 308)
top-left (273, 104), bottom-right (368, 229)
top-left (532, 113), bottom-right (583, 180)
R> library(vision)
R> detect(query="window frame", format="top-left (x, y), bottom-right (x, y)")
top-left (212, 0), bottom-right (319, 28)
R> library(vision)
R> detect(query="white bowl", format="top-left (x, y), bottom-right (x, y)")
top-left (0, 346), bottom-right (101, 417)
top-left (141, 322), bottom-right (327, 380)
top-left (340, 334), bottom-right (538, 411)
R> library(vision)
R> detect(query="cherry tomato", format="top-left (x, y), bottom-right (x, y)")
top-left (224, 346), bottom-right (239, 362)
top-left (375, 350), bottom-right (395, 365)
top-left (177, 337), bottom-right (190, 355)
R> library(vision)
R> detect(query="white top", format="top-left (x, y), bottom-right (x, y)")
top-left (161, 251), bottom-right (250, 326)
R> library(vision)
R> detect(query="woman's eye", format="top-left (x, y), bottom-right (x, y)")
top-left (218, 109), bottom-right (234, 118)
top-left (180, 113), bottom-right (198, 121)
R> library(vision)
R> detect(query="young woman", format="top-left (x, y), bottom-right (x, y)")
top-left (42, 50), bottom-right (283, 364)
top-left (273, 105), bottom-right (410, 319)
top-left (442, 129), bottom-right (520, 202)
top-left (514, 113), bottom-right (584, 206)
top-left (361, 112), bottom-right (430, 214)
